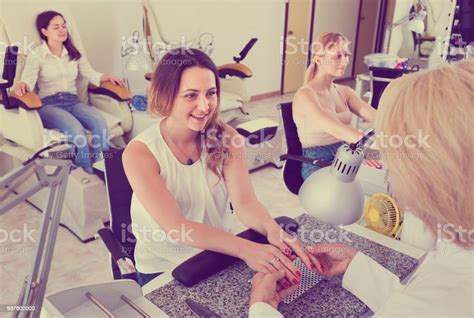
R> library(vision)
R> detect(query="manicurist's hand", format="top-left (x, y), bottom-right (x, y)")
top-left (306, 243), bottom-right (358, 276)
top-left (249, 270), bottom-right (298, 309)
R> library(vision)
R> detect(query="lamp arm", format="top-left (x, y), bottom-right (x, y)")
top-left (0, 158), bottom-right (71, 318)
top-left (390, 11), bottom-right (418, 30)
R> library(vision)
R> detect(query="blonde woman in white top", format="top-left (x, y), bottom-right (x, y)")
top-left (15, 10), bottom-right (123, 173)
top-left (293, 32), bottom-right (376, 179)
top-left (123, 48), bottom-right (319, 287)
top-left (249, 61), bottom-right (474, 317)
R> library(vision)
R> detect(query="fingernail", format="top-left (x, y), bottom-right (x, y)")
top-left (296, 270), bottom-right (301, 277)
top-left (285, 248), bottom-right (291, 254)
top-left (292, 279), bottom-right (299, 285)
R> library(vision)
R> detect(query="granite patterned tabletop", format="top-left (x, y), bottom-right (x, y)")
top-left (146, 214), bottom-right (419, 317)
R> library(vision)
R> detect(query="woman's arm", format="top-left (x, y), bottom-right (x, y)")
top-left (342, 252), bottom-right (402, 313)
top-left (308, 243), bottom-right (401, 313)
top-left (222, 127), bottom-right (314, 270)
top-left (294, 90), bottom-right (363, 144)
top-left (341, 86), bottom-right (376, 123)
top-left (77, 55), bottom-right (103, 86)
top-left (17, 52), bottom-right (40, 93)
top-left (122, 140), bottom-right (252, 257)
top-left (123, 140), bottom-right (305, 279)
top-left (222, 128), bottom-right (277, 236)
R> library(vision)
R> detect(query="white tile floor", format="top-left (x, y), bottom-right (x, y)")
top-left (0, 92), bottom-right (308, 316)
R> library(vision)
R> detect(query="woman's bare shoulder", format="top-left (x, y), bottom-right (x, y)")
top-left (293, 86), bottom-right (319, 111)
top-left (123, 140), bottom-right (160, 173)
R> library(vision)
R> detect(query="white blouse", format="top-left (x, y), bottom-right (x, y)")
top-left (20, 41), bottom-right (102, 99)
top-left (130, 119), bottom-right (234, 274)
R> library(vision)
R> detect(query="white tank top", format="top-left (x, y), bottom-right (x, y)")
top-left (294, 84), bottom-right (353, 148)
top-left (130, 118), bottom-right (234, 274)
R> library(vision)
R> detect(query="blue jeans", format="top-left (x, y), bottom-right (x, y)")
top-left (137, 271), bottom-right (163, 287)
top-left (301, 142), bottom-right (343, 180)
top-left (38, 92), bottom-right (109, 169)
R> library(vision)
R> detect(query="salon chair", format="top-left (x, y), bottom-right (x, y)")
top-left (277, 102), bottom-right (332, 194)
top-left (97, 148), bottom-right (138, 282)
top-left (0, 3), bottom-right (133, 241)
top-left (368, 66), bottom-right (418, 109)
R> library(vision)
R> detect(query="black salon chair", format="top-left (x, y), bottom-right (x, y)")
top-left (368, 66), bottom-right (418, 109)
top-left (97, 148), bottom-right (138, 282)
top-left (277, 102), bottom-right (331, 195)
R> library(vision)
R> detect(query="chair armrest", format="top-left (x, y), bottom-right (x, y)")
top-left (280, 153), bottom-right (332, 167)
top-left (98, 228), bottom-right (137, 278)
top-left (5, 92), bottom-right (42, 110)
top-left (88, 82), bottom-right (131, 101)
top-left (217, 63), bottom-right (253, 78)
top-left (98, 228), bottom-right (131, 261)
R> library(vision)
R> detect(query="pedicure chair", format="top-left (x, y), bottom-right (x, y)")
top-left (0, 3), bottom-right (132, 242)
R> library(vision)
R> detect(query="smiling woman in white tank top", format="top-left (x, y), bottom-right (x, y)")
top-left (292, 32), bottom-right (377, 180)
top-left (123, 48), bottom-right (318, 287)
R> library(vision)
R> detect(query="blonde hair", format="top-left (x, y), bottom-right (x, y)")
top-left (304, 32), bottom-right (349, 84)
top-left (375, 61), bottom-right (474, 248)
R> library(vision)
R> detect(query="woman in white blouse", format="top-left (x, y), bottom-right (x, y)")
top-left (15, 10), bottom-right (124, 173)
top-left (249, 61), bottom-right (474, 317)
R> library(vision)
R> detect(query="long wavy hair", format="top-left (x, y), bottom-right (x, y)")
top-left (148, 48), bottom-right (230, 180)
top-left (36, 10), bottom-right (82, 61)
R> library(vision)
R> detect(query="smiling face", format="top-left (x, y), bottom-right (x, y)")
top-left (168, 66), bottom-right (218, 132)
top-left (41, 15), bottom-right (68, 43)
top-left (313, 39), bottom-right (351, 78)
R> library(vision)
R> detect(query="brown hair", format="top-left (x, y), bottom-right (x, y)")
top-left (36, 10), bottom-right (82, 61)
top-left (304, 32), bottom-right (349, 84)
top-left (148, 48), bottom-right (230, 180)
top-left (375, 61), bottom-right (474, 248)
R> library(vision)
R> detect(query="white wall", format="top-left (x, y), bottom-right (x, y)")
top-left (16, 0), bottom-right (286, 97)
top-left (312, 0), bottom-right (361, 79)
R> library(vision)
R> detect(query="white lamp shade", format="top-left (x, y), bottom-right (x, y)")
top-left (299, 166), bottom-right (364, 225)
top-left (406, 19), bottom-right (424, 34)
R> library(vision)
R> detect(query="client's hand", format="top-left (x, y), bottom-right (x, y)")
top-left (14, 82), bottom-right (29, 97)
top-left (249, 271), bottom-right (298, 309)
top-left (240, 241), bottom-right (301, 287)
top-left (266, 225), bottom-right (321, 272)
top-left (307, 243), bottom-right (358, 277)
top-left (101, 74), bottom-right (125, 87)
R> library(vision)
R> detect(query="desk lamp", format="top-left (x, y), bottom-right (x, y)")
top-left (299, 130), bottom-right (375, 225)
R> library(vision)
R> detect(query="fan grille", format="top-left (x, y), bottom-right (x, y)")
top-left (364, 193), bottom-right (401, 238)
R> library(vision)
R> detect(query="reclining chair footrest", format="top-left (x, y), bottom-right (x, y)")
top-left (235, 118), bottom-right (279, 145)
